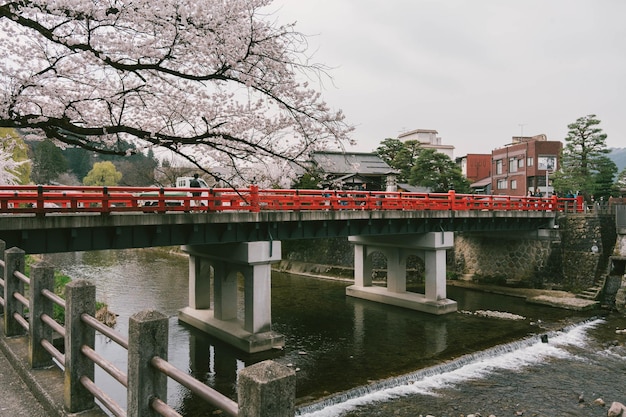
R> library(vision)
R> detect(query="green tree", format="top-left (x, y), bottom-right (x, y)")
top-left (31, 139), bottom-right (68, 184)
top-left (376, 139), bottom-right (421, 182)
top-left (83, 161), bottom-right (122, 186)
top-left (591, 155), bottom-right (618, 199)
top-left (409, 148), bottom-right (470, 193)
top-left (553, 114), bottom-right (611, 198)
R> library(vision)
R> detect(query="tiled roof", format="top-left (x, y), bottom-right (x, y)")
top-left (311, 151), bottom-right (396, 175)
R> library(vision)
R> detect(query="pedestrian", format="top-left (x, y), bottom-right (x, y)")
top-left (190, 173), bottom-right (202, 208)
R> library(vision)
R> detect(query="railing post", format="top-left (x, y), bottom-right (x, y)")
top-left (29, 261), bottom-right (55, 368)
top-left (447, 190), bottom-right (456, 210)
top-left (102, 186), bottom-right (110, 214)
top-left (576, 195), bottom-right (585, 213)
top-left (250, 185), bottom-right (260, 212)
top-left (238, 360), bottom-right (296, 417)
top-left (3, 247), bottom-right (25, 337)
top-left (36, 184), bottom-right (45, 216)
top-left (0, 239), bottom-right (5, 316)
top-left (64, 280), bottom-right (96, 413)
top-left (128, 309), bottom-right (168, 417)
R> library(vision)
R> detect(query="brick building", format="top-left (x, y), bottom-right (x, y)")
top-left (491, 134), bottom-right (562, 196)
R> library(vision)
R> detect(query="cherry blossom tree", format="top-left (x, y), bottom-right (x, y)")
top-left (0, 0), bottom-right (353, 183)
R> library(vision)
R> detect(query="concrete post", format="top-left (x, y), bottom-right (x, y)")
top-left (244, 264), bottom-right (272, 334)
top-left (3, 247), bottom-right (25, 337)
top-left (214, 262), bottom-right (238, 321)
top-left (189, 255), bottom-right (211, 309)
top-left (128, 310), bottom-right (168, 417)
top-left (353, 243), bottom-right (372, 287)
top-left (64, 280), bottom-right (96, 413)
top-left (29, 261), bottom-right (55, 368)
top-left (238, 360), bottom-right (296, 417)
top-left (425, 249), bottom-right (447, 301)
top-left (386, 248), bottom-right (406, 293)
top-left (0, 240), bottom-right (5, 316)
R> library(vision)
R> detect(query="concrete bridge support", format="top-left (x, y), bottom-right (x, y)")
top-left (347, 232), bottom-right (457, 314)
top-left (179, 242), bottom-right (284, 353)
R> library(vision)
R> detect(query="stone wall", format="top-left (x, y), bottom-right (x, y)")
top-left (279, 213), bottom-right (618, 293)
top-left (452, 234), bottom-right (556, 287)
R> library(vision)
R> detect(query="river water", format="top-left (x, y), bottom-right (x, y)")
top-left (43, 249), bottom-right (626, 417)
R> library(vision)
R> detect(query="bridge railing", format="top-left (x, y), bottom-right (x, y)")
top-left (0, 242), bottom-right (295, 417)
top-left (0, 184), bottom-right (585, 215)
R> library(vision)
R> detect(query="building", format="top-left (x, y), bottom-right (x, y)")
top-left (398, 129), bottom-right (455, 159)
top-left (306, 151), bottom-right (398, 191)
top-left (456, 154), bottom-right (491, 183)
top-left (491, 134), bottom-right (562, 197)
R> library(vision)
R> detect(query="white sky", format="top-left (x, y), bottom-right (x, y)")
top-left (269, 0), bottom-right (626, 157)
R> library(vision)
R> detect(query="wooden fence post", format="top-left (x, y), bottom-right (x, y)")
top-left (0, 239), bottom-right (5, 316)
top-left (3, 247), bottom-right (25, 337)
top-left (127, 309), bottom-right (168, 417)
top-left (64, 279), bottom-right (96, 413)
top-left (29, 261), bottom-right (55, 368)
top-left (238, 360), bottom-right (296, 417)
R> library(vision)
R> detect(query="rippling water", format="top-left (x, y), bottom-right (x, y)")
top-left (43, 249), bottom-right (625, 417)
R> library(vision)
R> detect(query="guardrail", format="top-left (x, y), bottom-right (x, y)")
top-left (0, 241), bottom-right (295, 417)
top-left (0, 184), bottom-right (585, 215)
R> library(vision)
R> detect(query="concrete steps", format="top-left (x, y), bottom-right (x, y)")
top-left (576, 277), bottom-right (605, 301)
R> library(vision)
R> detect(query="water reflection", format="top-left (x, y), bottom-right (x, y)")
top-left (43, 249), bottom-right (595, 416)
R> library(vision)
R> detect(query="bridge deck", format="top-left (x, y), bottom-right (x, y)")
top-left (0, 209), bottom-right (556, 253)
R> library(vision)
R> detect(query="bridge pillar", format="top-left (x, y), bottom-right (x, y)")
top-left (347, 233), bottom-right (457, 315)
top-left (179, 242), bottom-right (284, 353)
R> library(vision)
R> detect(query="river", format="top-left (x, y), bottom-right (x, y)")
top-left (43, 249), bottom-right (626, 417)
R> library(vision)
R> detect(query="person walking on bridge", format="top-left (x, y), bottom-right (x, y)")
top-left (190, 173), bottom-right (202, 209)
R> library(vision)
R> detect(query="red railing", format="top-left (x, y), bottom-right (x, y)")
top-left (0, 185), bottom-right (585, 215)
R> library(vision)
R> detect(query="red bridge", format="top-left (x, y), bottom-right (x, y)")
top-left (0, 183), bottom-right (579, 352)
top-left (0, 184), bottom-right (584, 215)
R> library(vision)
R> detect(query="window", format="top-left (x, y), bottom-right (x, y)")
top-left (527, 157), bottom-right (534, 167)
top-left (509, 158), bottom-right (517, 173)
top-left (510, 179), bottom-right (517, 190)
top-left (496, 160), bottom-right (503, 175)
top-left (497, 179), bottom-right (507, 189)
top-left (518, 159), bottom-right (524, 169)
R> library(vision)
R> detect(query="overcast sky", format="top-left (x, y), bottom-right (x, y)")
top-left (269, 0), bottom-right (626, 157)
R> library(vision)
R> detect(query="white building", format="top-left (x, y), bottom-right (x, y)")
top-left (398, 129), bottom-right (455, 159)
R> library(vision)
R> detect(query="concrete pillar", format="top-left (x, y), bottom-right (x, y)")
top-left (386, 248), bottom-right (406, 293)
top-left (64, 280), bottom-right (96, 413)
top-left (214, 263), bottom-right (238, 321)
top-left (244, 264), bottom-right (272, 334)
top-left (347, 233), bottom-right (457, 315)
top-left (353, 243), bottom-right (372, 287)
top-left (425, 249), bottom-right (447, 301)
top-left (127, 309), bottom-right (168, 417)
top-left (29, 261), bottom-right (55, 369)
top-left (3, 247), bottom-right (25, 337)
top-left (189, 255), bottom-right (211, 309)
top-left (238, 360), bottom-right (296, 417)
top-left (179, 242), bottom-right (284, 353)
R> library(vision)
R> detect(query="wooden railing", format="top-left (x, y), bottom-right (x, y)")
top-left (0, 242), bottom-right (295, 417)
top-left (0, 185), bottom-right (585, 215)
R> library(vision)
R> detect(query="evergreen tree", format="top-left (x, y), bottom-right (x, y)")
top-left (409, 149), bottom-right (470, 193)
top-left (553, 114), bottom-right (611, 198)
top-left (31, 139), bottom-right (68, 184)
top-left (376, 139), bottom-right (421, 182)
top-left (592, 155), bottom-right (618, 199)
